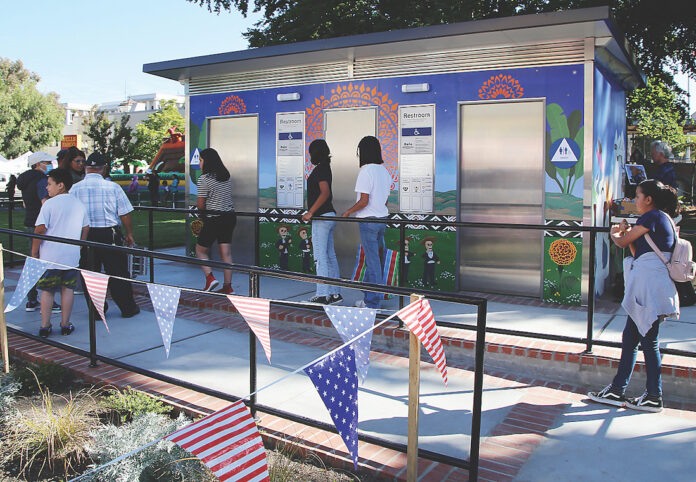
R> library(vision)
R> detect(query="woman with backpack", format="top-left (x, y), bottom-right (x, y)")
top-left (588, 180), bottom-right (680, 412)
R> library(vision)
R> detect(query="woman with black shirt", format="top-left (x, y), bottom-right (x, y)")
top-left (302, 139), bottom-right (341, 304)
top-left (196, 148), bottom-right (237, 294)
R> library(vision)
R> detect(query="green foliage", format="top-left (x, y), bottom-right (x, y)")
top-left (15, 361), bottom-right (74, 396)
top-left (87, 412), bottom-right (217, 481)
top-left (627, 78), bottom-right (692, 156)
top-left (0, 57), bottom-right (63, 158)
top-left (133, 100), bottom-right (186, 163)
top-left (82, 110), bottom-right (137, 173)
top-left (0, 368), bottom-right (20, 425)
top-left (3, 385), bottom-right (101, 477)
top-left (100, 387), bottom-right (173, 424)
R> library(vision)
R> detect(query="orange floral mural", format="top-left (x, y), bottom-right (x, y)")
top-left (219, 95), bottom-right (247, 115)
top-left (305, 83), bottom-right (399, 189)
top-left (478, 75), bottom-right (524, 100)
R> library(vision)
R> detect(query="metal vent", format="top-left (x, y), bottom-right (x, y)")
top-left (189, 62), bottom-right (349, 95)
top-left (188, 40), bottom-right (585, 95)
top-left (353, 41), bottom-right (585, 79)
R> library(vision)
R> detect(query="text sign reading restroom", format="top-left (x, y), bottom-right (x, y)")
top-left (399, 105), bottom-right (435, 213)
top-left (276, 112), bottom-right (306, 208)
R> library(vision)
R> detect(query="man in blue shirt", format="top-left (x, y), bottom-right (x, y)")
top-left (651, 140), bottom-right (677, 189)
top-left (70, 152), bottom-right (140, 317)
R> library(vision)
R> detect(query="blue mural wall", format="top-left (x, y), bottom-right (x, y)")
top-left (592, 65), bottom-right (627, 296)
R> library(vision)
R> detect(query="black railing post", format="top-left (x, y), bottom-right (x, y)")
top-left (469, 300), bottom-right (487, 482)
top-left (87, 247), bottom-right (98, 367)
top-left (248, 272), bottom-right (259, 417)
top-left (586, 230), bottom-right (596, 353)
top-left (398, 224), bottom-right (405, 324)
top-left (148, 208), bottom-right (155, 283)
top-left (8, 200), bottom-right (14, 266)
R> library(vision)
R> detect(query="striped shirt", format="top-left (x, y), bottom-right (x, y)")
top-left (197, 173), bottom-right (234, 215)
top-left (70, 173), bottom-right (133, 227)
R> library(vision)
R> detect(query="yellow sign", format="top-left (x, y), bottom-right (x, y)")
top-left (61, 135), bottom-right (82, 150)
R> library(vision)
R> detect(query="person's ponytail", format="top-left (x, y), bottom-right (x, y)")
top-left (638, 179), bottom-right (680, 217)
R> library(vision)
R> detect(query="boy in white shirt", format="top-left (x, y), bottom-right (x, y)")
top-left (32, 168), bottom-right (90, 337)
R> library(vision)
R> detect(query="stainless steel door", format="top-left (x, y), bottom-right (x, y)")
top-left (459, 101), bottom-right (544, 297)
top-left (208, 115), bottom-right (258, 266)
top-left (324, 108), bottom-right (378, 276)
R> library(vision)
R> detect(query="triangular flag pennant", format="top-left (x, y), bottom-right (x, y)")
top-left (5, 258), bottom-right (49, 312)
top-left (81, 271), bottom-right (110, 330)
top-left (227, 295), bottom-right (272, 363)
top-left (323, 306), bottom-right (376, 384)
top-left (395, 299), bottom-right (448, 387)
top-left (147, 283), bottom-right (180, 358)
top-left (165, 400), bottom-right (270, 481)
top-left (304, 346), bottom-right (359, 469)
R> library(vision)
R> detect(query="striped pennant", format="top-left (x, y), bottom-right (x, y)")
top-left (381, 248), bottom-right (400, 300)
top-left (81, 271), bottom-right (110, 331)
top-left (227, 295), bottom-right (272, 363)
top-left (165, 400), bottom-right (269, 481)
top-left (351, 245), bottom-right (366, 281)
top-left (395, 299), bottom-right (448, 387)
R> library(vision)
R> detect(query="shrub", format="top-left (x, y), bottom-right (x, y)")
top-left (0, 366), bottom-right (20, 425)
top-left (100, 387), bottom-right (173, 424)
top-left (3, 386), bottom-right (101, 477)
top-left (86, 412), bottom-right (217, 481)
top-left (15, 361), bottom-right (74, 395)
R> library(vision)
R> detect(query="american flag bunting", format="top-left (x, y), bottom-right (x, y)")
top-left (165, 400), bottom-right (269, 481)
top-left (147, 283), bottom-right (181, 358)
top-left (323, 306), bottom-right (376, 383)
top-left (227, 295), bottom-right (272, 363)
top-left (81, 271), bottom-right (110, 330)
top-left (304, 346), bottom-right (360, 469)
top-left (5, 258), bottom-right (49, 312)
top-left (395, 298), bottom-right (448, 386)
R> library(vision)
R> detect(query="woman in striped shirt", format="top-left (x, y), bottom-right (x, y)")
top-left (196, 148), bottom-right (237, 293)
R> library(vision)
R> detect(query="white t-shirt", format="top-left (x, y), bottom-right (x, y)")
top-left (35, 194), bottom-right (90, 269)
top-left (354, 164), bottom-right (391, 218)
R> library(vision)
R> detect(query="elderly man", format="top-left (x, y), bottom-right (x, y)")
top-left (70, 152), bottom-right (140, 317)
top-left (650, 140), bottom-right (677, 189)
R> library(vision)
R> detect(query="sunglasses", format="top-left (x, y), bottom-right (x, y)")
top-left (73, 159), bottom-right (85, 163)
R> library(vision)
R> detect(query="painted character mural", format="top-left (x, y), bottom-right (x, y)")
top-left (276, 224), bottom-right (292, 270)
top-left (421, 236), bottom-right (440, 287)
top-left (402, 236), bottom-right (416, 282)
top-left (298, 227), bottom-right (313, 274)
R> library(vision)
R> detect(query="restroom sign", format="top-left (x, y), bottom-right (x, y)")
top-left (399, 105), bottom-right (435, 213)
top-left (550, 138), bottom-right (580, 169)
top-left (276, 112), bottom-right (306, 209)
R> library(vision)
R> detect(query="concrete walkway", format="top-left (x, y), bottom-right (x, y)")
top-left (2, 247), bottom-right (695, 481)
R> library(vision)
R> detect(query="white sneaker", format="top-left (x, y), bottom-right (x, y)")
top-left (354, 299), bottom-right (367, 308)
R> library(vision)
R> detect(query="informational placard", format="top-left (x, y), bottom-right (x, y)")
top-left (276, 112), bottom-right (305, 208)
top-left (399, 105), bottom-right (435, 213)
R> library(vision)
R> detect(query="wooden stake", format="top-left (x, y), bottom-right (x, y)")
top-left (0, 244), bottom-right (9, 373)
top-left (406, 293), bottom-right (421, 482)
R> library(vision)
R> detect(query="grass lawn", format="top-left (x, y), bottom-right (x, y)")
top-left (0, 208), bottom-right (187, 258)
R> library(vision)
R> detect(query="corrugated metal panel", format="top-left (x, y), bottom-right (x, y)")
top-left (354, 41), bottom-right (585, 79)
top-left (189, 40), bottom-right (585, 95)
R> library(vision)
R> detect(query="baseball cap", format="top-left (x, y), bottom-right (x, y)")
top-left (85, 152), bottom-right (108, 167)
top-left (28, 151), bottom-right (54, 166)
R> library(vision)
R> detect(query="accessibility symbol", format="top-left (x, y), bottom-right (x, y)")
top-left (550, 138), bottom-right (580, 169)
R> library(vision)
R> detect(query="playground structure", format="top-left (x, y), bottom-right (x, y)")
top-left (149, 127), bottom-right (185, 173)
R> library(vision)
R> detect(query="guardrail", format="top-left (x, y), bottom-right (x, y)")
top-left (0, 228), bottom-right (488, 479)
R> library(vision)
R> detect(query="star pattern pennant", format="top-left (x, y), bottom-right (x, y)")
top-left (323, 306), bottom-right (376, 384)
top-left (5, 258), bottom-right (49, 312)
top-left (304, 346), bottom-right (360, 469)
top-left (147, 283), bottom-right (181, 358)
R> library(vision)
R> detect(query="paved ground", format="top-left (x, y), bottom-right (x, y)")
top-left (2, 247), bottom-right (695, 481)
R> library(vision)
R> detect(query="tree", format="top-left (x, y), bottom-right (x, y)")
top-left (83, 110), bottom-right (137, 173)
top-left (132, 100), bottom-right (186, 163)
top-left (627, 78), bottom-right (692, 157)
top-left (188, 0), bottom-right (696, 85)
top-left (0, 58), bottom-right (63, 158)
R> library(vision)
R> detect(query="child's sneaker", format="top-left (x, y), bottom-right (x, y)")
top-left (203, 274), bottom-right (219, 292)
top-left (355, 299), bottom-right (367, 308)
top-left (39, 325), bottom-right (52, 338)
top-left (25, 300), bottom-right (39, 312)
top-left (215, 285), bottom-right (234, 295)
top-left (626, 392), bottom-right (663, 413)
top-left (52, 302), bottom-right (61, 313)
top-left (328, 294), bottom-right (343, 305)
top-left (587, 385), bottom-right (626, 407)
top-left (308, 295), bottom-right (330, 305)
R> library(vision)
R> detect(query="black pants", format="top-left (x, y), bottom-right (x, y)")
top-left (80, 226), bottom-right (138, 315)
top-left (423, 263), bottom-right (436, 286)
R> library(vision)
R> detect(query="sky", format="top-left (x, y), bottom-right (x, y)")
top-left (2, 0), bottom-right (260, 105)
top-left (2, 1), bottom-right (695, 116)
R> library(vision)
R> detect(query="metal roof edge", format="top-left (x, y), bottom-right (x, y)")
top-left (143, 6), bottom-right (611, 77)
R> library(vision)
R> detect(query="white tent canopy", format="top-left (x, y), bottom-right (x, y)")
top-left (0, 151), bottom-right (33, 175)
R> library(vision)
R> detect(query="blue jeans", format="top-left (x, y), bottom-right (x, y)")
top-left (359, 219), bottom-right (386, 308)
top-left (612, 316), bottom-right (662, 396)
top-left (311, 213), bottom-right (339, 297)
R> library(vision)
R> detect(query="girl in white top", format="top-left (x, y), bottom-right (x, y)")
top-left (342, 136), bottom-right (391, 308)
